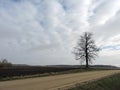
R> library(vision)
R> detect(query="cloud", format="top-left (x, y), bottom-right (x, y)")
top-left (89, 0), bottom-right (120, 26)
top-left (0, 0), bottom-right (120, 66)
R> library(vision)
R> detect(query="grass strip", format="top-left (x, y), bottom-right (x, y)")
top-left (70, 73), bottom-right (120, 90)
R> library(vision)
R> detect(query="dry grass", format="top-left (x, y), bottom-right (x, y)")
top-left (70, 73), bottom-right (120, 90)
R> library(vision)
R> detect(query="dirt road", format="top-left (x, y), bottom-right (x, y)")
top-left (0, 70), bottom-right (120, 90)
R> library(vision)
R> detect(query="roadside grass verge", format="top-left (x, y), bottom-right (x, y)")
top-left (70, 73), bottom-right (120, 90)
top-left (0, 68), bottom-right (104, 81)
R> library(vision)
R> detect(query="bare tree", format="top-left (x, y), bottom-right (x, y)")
top-left (73, 32), bottom-right (99, 68)
top-left (0, 59), bottom-right (12, 68)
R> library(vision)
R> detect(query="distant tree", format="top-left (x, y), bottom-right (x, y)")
top-left (73, 32), bottom-right (99, 68)
top-left (0, 59), bottom-right (12, 68)
top-left (2, 59), bottom-right (8, 64)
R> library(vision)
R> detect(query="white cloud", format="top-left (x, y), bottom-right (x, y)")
top-left (90, 0), bottom-right (120, 26)
top-left (0, 0), bottom-right (120, 66)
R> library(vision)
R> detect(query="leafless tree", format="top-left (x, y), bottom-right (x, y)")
top-left (73, 32), bottom-right (99, 68)
top-left (0, 59), bottom-right (12, 68)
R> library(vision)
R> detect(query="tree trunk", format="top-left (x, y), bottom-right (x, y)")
top-left (85, 48), bottom-right (89, 68)
top-left (86, 57), bottom-right (89, 68)
top-left (85, 35), bottom-right (89, 68)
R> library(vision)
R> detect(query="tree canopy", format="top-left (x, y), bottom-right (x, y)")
top-left (73, 32), bottom-right (99, 68)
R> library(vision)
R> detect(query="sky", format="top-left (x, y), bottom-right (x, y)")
top-left (0, 0), bottom-right (120, 66)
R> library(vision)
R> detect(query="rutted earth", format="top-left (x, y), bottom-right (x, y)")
top-left (0, 70), bottom-right (120, 90)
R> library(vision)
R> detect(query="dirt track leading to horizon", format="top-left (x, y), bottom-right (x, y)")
top-left (0, 70), bottom-right (120, 90)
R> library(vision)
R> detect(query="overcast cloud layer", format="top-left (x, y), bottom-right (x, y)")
top-left (0, 0), bottom-right (120, 66)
